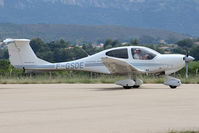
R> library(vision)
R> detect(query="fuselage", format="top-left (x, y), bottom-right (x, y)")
top-left (31, 46), bottom-right (186, 75)
top-left (5, 38), bottom-right (194, 88)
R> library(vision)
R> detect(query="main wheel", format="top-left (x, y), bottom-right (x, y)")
top-left (133, 85), bottom-right (140, 88)
top-left (123, 86), bottom-right (132, 89)
top-left (169, 85), bottom-right (177, 89)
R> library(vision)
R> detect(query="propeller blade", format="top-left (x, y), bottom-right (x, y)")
top-left (186, 62), bottom-right (189, 78)
top-left (183, 50), bottom-right (195, 78)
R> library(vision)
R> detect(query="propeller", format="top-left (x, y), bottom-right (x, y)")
top-left (183, 50), bottom-right (195, 78)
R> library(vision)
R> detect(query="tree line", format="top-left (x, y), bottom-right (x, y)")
top-left (1, 38), bottom-right (199, 62)
top-left (0, 37), bottom-right (199, 77)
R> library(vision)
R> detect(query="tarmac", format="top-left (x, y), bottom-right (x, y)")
top-left (0, 84), bottom-right (199, 133)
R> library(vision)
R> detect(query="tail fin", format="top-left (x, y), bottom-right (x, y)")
top-left (4, 39), bottom-right (50, 69)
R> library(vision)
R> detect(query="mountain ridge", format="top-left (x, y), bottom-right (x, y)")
top-left (0, 23), bottom-right (188, 42)
top-left (0, 0), bottom-right (198, 36)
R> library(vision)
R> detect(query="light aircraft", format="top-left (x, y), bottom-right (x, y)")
top-left (3, 38), bottom-right (195, 89)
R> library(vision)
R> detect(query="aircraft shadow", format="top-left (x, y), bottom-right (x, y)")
top-left (93, 86), bottom-right (169, 91)
top-left (93, 87), bottom-right (125, 91)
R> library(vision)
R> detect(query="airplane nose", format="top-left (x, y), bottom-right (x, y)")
top-left (183, 55), bottom-right (195, 62)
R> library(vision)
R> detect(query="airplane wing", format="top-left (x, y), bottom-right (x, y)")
top-left (101, 57), bottom-right (146, 74)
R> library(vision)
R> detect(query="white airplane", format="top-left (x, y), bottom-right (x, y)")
top-left (3, 38), bottom-right (195, 89)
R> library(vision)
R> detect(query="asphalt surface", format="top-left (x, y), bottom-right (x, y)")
top-left (0, 84), bottom-right (199, 133)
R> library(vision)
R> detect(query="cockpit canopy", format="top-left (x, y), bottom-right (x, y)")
top-left (105, 47), bottom-right (159, 60)
top-left (105, 48), bottom-right (128, 59)
top-left (131, 48), bottom-right (157, 60)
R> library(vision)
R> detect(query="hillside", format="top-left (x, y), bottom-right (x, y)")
top-left (0, 23), bottom-right (188, 42)
top-left (0, 0), bottom-right (199, 36)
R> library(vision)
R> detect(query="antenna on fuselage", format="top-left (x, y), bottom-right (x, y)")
top-left (80, 47), bottom-right (90, 57)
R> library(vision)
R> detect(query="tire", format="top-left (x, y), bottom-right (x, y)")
top-left (133, 85), bottom-right (140, 88)
top-left (123, 86), bottom-right (132, 89)
top-left (169, 85), bottom-right (177, 89)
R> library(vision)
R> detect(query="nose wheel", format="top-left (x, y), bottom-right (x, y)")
top-left (164, 76), bottom-right (181, 89)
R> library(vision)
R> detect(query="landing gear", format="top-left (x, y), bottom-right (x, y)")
top-left (132, 85), bottom-right (140, 88)
top-left (123, 86), bottom-right (132, 89)
top-left (122, 83), bottom-right (141, 89)
top-left (115, 74), bottom-right (143, 89)
top-left (164, 76), bottom-right (181, 89)
top-left (115, 79), bottom-right (135, 89)
top-left (169, 85), bottom-right (177, 89)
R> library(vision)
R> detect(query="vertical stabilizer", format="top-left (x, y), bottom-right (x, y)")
top-left (4, 39), bottom-right (50, 69)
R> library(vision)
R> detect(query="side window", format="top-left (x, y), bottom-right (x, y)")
top-left (106, 48), bottom-right (128, 59)
top-left (131, 48), bottom-right (156, 60)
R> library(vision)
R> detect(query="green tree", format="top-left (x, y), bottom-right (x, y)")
top-left (111, 40), bottom-right (120, 47)
top-left (82, 44), bottom-right (96, 55)
top-left (0, 49), bottom-right (8, 59)
top-left (104, 39), bottom-right (113, 49)
top-left (30, 38), bottom-right (45, 53)
top-left (176, 38), bottom-right (194, 48)
top-left (190, 45), bottom-right (199, 61)
top-left (72, 47), bottom-right (88, 60)
top-left (130, 39), bottom-right (139, 45)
